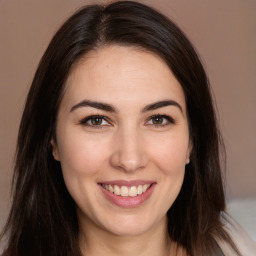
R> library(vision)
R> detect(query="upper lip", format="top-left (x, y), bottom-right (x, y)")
top-left (99, 180), bottom-right (156, 187)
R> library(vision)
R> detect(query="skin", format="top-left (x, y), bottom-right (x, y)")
top-left (51, 45), bottom-right (191, 256)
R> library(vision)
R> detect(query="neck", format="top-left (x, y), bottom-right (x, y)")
top-left (79, 215), bottom-right (173, 256)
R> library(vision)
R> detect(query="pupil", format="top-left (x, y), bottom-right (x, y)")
top-left (153, 117), bottom-right (163, 124)
top-left (92, 118), bottom-right (102, 125)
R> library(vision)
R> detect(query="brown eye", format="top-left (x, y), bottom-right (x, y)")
top-left (80, 115), bottom-right (109, 126)
top-left (152, 116), bottom-right (164, 124)
top-left (147, 115), bottom-right (174, 126)
top-left (90, 117), bottom-right (103, 125)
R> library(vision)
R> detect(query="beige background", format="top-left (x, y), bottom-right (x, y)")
top-left (0, 0), bottom-right (255, 230)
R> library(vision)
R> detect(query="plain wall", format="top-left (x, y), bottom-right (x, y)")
top-left (1, 0), bottom-right (255, 230)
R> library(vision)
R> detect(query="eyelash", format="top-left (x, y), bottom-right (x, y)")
top-left (147, 115), bottom-right (175, 127)
top-left (79, 115), bottom-right (110, 129)
top-left (79, 114), bottom-right (175, 128)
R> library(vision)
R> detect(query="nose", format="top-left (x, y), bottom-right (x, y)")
top-left (109, 126), bottom-right (148, 172)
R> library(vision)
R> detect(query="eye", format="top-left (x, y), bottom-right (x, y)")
top-left (147, 115), bottom-right (174, 126)
top-left (80, 115), bottom-right (110, 127)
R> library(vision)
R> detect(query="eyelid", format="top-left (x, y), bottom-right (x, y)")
top-left (146, 114), bottom-right (175, 126)
top-left (79, 114), bottom-right (174, 128)
top-left (79, 115), bottom-right (111, 126)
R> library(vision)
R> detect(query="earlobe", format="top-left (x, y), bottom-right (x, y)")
top-left (50, 139), bottom-right (60, 161)
top-left (186, 140), bottom-right (193, 165)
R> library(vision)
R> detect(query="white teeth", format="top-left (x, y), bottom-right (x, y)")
top-left (129, 186), bottom-right (137, 197)
top-left (142, 184), bottom-right (149, 193)
top-left (114, 185), bottom-right (120, 195)
top-left (103, 184), bottom-right (151, 197)
top-left (109, 185), bottom-right (114, 193)
top-left (120, 186), bottom-right (129, 197)
top-left (137, 185), bottom-right (143, 195)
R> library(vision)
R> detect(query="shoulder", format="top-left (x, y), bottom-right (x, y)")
top-left (217, 213), bottom-right (256, 256)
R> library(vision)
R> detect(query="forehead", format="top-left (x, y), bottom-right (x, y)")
top-left (62, 45), bottom-right (186, 110)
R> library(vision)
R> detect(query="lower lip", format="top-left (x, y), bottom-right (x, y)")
top-left (99, 184), bottom-right (156, 208)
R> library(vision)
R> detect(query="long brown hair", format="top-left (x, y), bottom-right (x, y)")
top-left (1, 1), bottom-right (240, 255)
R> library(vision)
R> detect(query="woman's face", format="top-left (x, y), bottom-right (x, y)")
top-left (52, 45), bottom-right (191, 237)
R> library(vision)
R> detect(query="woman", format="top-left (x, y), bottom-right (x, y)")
top-left (0, 1), bottom-right (255, 255)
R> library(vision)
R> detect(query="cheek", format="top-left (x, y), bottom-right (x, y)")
top-left (146, 136), bottom-right (188, 216)
top-left (56, 135), bottom-right (111, 207)
top-left (57, 134), bottom-right (110, 177)
top-left (149, 135), bottom-right (189, 175)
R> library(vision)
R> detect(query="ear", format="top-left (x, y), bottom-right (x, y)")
top-left (186, 140), bottom-right (193, 164)
top-left (50, 138), bottom-right (60, 161)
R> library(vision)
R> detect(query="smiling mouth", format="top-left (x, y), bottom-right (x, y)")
top-left (100, 184), bottom-right (152, 197)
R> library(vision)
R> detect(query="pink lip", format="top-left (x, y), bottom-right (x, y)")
top-left (98, 181), bottom-right (156, 208)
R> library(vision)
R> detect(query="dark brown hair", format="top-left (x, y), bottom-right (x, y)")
top-left (1, 1), bottom-right (240, 255)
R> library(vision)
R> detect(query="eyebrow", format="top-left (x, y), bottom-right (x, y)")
top-left (70, 99), bottom-right (183, 114)
top-left (70, 100), bottom-right (117, 113)
top-left (142, 100), bottom-right (183, 114)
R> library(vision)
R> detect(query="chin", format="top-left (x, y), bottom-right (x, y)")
top-left (107, 224), bottom-right (151, 237)
top-left (100, 213), bottom-right (164, 237)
